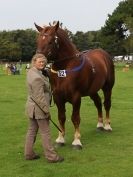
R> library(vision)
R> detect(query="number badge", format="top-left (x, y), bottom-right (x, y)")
top-left (57, 70), bottom-right (67, 77)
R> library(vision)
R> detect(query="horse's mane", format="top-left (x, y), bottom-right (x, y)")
top-left (56, 27), bottom-right (78, 53)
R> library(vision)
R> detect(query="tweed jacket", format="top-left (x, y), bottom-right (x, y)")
top-left (25, 67), bottom-right (51, 119)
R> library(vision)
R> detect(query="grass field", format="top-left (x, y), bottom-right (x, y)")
top-left (0, 63), bottom-right (133, 177)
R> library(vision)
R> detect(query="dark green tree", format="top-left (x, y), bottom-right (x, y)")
top-left (12, 29), bottom-right (37, 61)
top-left (72, 30), bottom-right (101, 51)
top-left (99, 0), bottom-right (133, 56)
top-left (0, 29), bottom-right (37, 61)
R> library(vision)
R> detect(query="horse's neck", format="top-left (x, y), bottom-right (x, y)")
top-left (53, 36), bottom-right (79, 69)
top-left (53, 52), bottom-right (80, 70)
top-left (53, 59), bottom-right (71, 69)
top-left (58, 50), bottom-right (74, 59)
top-left (57, 42), bottom-right (78, 60)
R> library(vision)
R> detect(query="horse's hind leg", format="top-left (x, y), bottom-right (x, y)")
top-left (102, 88), bottom-right (112, 131)
top-left (90, 93), bottom-right (104, 130)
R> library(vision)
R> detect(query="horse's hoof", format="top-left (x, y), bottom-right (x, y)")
top-left (104, 124), bottom-right (112, 132)
top-left (54, 142), bottom-right (65, 148)
top-left (104, 129), bottom-right (112, 132)
top-left (72, 145), bottom-right (82, 150)
top-left (96, 127), bottom-right (105, 131)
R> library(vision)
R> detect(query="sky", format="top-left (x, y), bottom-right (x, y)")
top-left (0, 0), bottom-right (123, 33)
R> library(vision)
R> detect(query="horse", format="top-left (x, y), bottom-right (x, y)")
top-left (35, 21), bottom-right (115, 149)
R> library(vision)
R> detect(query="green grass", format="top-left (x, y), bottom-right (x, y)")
top-left (0, 64), bottom-right (133, 177)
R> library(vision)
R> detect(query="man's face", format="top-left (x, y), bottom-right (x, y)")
top-left (34, 58), bottom-right (46, 70)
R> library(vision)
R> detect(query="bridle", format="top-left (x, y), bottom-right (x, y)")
top-left (37, 32), bottom-right (81, 64)
top-left (37, 29), bottom-right (91, 65)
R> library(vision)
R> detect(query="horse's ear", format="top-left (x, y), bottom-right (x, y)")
top-left (34, 23), bottom-right (43, 32)
top-left (53, 21), bottom-right (59, 32)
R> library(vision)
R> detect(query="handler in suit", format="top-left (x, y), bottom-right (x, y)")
top-left (25, 53), bottom-right (64, 163)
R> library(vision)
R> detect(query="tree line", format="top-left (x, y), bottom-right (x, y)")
top-left (0, 0), bottom-right (133, 62)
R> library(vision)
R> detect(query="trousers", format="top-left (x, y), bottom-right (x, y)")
top-left (24, 118), bottom-right (58, 161)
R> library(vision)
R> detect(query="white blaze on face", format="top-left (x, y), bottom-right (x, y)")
top-left (42, 36), bottom-right (45, 40)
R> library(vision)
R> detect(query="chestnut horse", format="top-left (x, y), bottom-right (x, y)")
top-left (35, 21), bottom-right (115, 149)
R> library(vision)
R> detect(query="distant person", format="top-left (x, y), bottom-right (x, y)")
top-left (16, 63), bottom-right (21, 74)
top-left (5, 63), bottom-right (11, 75)
top-left (25, 63), bottom-right (30, 72)
top-left (24, 53), bottom-right (64, 163)
top-left (10, 64), bottom-right (17, 75)
top-left (5, 63), bottom-right (8, 75)
top-left (18, 60), bottom-right (22, 74)
top-left (19, 59), bottom-right (22, 68)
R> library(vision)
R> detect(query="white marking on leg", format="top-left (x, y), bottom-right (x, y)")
top-left (72, 129), bottom-right (82, 146)
top-left (97, 122), bottom-right (104, 128)
top-left (104, 123), bottom-right (112, 131)
top-left (56, 132), bottom-right (65, 143)
top-left (72, 139), bottom-right (82, 146)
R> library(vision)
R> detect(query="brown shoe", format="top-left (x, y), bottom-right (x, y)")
top-left (47, 156), bottom-right (64, 163)
top-left (25, 154), bottom-right (40, 160)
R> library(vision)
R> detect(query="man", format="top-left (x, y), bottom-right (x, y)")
top-left (25, 53), bottom-right (64, 163)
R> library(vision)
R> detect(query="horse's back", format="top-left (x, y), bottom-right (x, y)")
top-left (84, 49), bottom-right (115, 93)
top-left (86, 48), bottom-right (114, 77)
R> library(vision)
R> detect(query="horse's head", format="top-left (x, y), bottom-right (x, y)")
top-left (35, 21), bottom-right (60, 60)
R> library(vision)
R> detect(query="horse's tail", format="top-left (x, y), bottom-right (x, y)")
top-left (104, 50), bottom-right (115, 88)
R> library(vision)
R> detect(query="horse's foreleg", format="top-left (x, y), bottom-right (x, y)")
top-left (103, 89), bottom-right (112, 131)
top-left (90, 93), bottom-right (104, 130)
top-left (55, 102), bottom-right (66, 145)
top-left (71, 97), bottom-right (82, 149)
